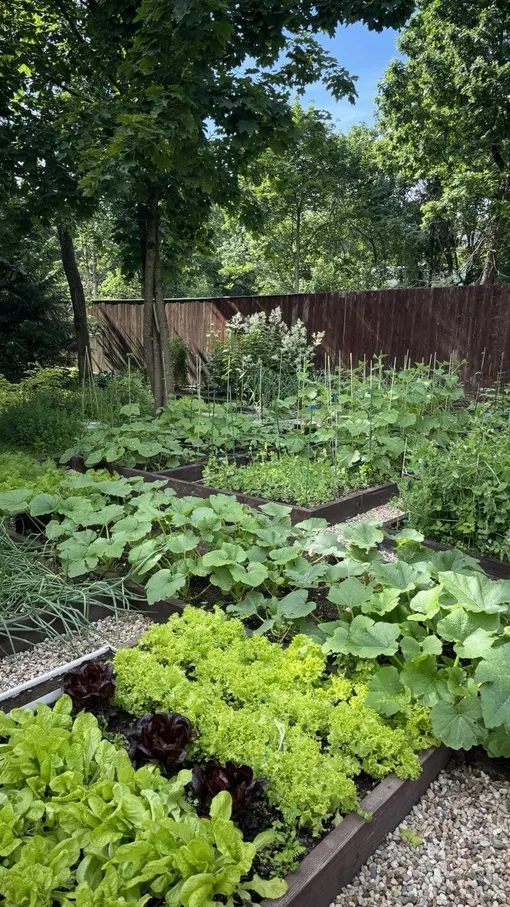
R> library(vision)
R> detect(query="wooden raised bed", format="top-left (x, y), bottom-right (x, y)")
top-left (67, 453), bottom-right (399, 526)
top-left (260, 745), bottom-right (451, 907)
top-left (112, 463), bottom-right (399, 526)
top-left (0, 636), bottom-right (451, 907)
top-left (383, 531), bottom-right (510, 581)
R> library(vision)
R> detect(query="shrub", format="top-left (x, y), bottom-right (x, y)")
top-left (169, 335), bottom-right (189, 387)
top-left (0, 391), bottom-right (83, 458)
top-left (0, 261), bottom-right (74, 382)
top-left (114, 607), bottom-right (431, 834)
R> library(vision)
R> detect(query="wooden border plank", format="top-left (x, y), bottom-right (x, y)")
top-left (260, 746), bottom-right (451, 907)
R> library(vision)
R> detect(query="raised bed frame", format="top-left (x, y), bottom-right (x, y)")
top-left (0, 634), bottom-right (451, 907)
top-left (383, 528), bottom-right (510, 581)
top-left (67, 452), bottom-right (399, 525)
top-left (115, 464), bottom-right (399, 526)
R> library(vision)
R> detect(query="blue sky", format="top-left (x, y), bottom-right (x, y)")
top-left (301, 24), bottom-right (401, 129)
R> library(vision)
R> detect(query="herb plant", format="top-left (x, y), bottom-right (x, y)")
top-left (203, 450), bottom-right (381, 506)
top-left (0, 526), bottom-right (138, 654)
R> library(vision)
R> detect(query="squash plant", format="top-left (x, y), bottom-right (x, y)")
top-left (61, 398), bottom-right (297, 472)
top-left (311, 524), bottom-right (510, 757)
top-left (0, 472), bottom-right (338, 604)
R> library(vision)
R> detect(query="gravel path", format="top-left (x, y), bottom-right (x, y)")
top-left (333, 502), bottom-right (404, 531)
top-left (0, 612), bottom-right (152, 694)
top-left (333, 763), bottom-right (510, 907)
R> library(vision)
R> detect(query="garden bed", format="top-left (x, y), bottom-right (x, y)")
top-left (0, 554), bottom-right (186, 657)
top-left (113, 460), bottom-right (399, 525)
top-left (0, 641), bottom-right (451, 907)
top-left (383, 530), bottom-right (510, 581)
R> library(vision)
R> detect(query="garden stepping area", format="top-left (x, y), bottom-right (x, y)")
top-left (333, 764), bottom-right (510, 907)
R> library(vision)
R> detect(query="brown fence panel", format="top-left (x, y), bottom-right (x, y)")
top-left (90, 287), bottom-right (510, 389)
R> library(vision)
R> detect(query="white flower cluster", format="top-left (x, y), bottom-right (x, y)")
top-left (224, 307), bottom-right (323, 369)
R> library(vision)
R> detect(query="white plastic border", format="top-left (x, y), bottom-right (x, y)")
top-left (0, 645), bottom-right (111, 707)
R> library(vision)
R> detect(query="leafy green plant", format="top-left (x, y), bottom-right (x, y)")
top-left (203, 450), bottom-right (380, 506)
top-left (314, 524), bottom-right (510, 757)
top-left (0, 696), bottom-right (286, 906)
top-left (61, 398), bottom-right (289, 470)
top-left (114, 607), bottom-right (433, 835)
top-left (3, 472), bottom-right (339, 608)
top-left (400, 419), bottom-right (510, 560)
top-left (0, 452), bottom-right (65, 496)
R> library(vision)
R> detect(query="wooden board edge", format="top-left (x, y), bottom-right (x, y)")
top-left (260, 746), bottom-right (451, 907)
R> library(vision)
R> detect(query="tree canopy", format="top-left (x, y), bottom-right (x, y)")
top-left (378, 0), bottom-right (510, 284)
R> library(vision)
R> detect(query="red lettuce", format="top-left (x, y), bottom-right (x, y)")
top-left (62, 661), bottom-right (116, 709)
top-left (192, 760), bottom-right (267, 820)
top-left (126, 712), bottom-right (197, 770)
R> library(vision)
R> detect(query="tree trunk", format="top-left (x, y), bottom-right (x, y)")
top-left (480, 178), bottom-right (508, 284)
top-left (293, 208), bottom-right (301, 293)
top-left (140, 189), bottom-right (174, 410)
top-left (57, 224), bottom-right (92, 379)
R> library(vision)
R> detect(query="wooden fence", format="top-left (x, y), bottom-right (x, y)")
top-left (90, 286), bottom-right (510, 390)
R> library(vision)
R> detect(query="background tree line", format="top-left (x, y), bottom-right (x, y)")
top-left (1, 0), bottom-right (509, 401)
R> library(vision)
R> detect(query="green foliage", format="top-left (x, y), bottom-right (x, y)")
top-left (0, 261), bottom-right (74, 382)
top-left (0, 366), bottom-right (152, 458)
top-left (63, 397), bottom-right (287, 471)
top-left (0, 696), bottom-right (286, 906)
top-left (378, 0), bottom-right (510, 284)
top-left (0, 393), bottom-right (83, 459)
top-left (3, 472), bottom-right (331, 603)
top-left (169, 336), bottom-right (189, 387)
top-left (203, 451), bottom-right (375, 506)
top-left (0, 525), bottom-right (136, 653)
top-left (400, 418), bottom-right (510, 560)
top-left (0, 452), bottom-right (64, 496)
top-left (114, 607), bottom-right (429, 835)
top-left (314, 525), bottom-right (510, 756)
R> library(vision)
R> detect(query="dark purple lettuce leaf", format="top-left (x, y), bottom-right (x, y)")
top-left (126, 712), bottom-right (197, 770)
top-left (62, 661), bottom-right (116, 709)
top-left (192, 760), bottom-right (267, 820)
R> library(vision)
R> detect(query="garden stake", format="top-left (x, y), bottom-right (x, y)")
top-left (229, 385), bottom-right (236, 459)
top-left (259, 359), bottom-right (263, 422)
top-left (305, 404), bottom-right (315, 507)
top-left (368, 370), bottom-right (374, 458)
top-left (211, 388), bottom-right (216, 456)
top-left (333, 391), bottom-right (339, 489)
